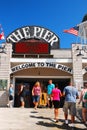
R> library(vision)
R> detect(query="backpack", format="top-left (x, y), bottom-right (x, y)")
top-left (83, 91), bottom-right (87, 108)
top-left (42, 93), bottom-right (44, 100)
top-left (84, 91), bottom-right (87, 100)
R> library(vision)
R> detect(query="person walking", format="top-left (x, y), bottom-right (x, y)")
top-left (8, 83), bottom-right (14, 108)
top-left (51, 84), bottom-right (62, 122)
top-left (78, 83), bottom-right (87, 125)
top-left (32, 81), bottom-right (41, 109)
top-left (18, 83), bottom-right (25, 108)
top-left (47, 80), bottom-right (55, 108)
top-left (63, 82), bottom-right (79, 127)
top-left (24, 84), bottom-right (30, 107)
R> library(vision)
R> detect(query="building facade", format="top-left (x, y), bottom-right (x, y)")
top-left (0, 25), bottom-right (87, 107)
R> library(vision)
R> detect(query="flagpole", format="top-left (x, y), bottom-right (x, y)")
top-left (0, 24), bottom-right (6, 43)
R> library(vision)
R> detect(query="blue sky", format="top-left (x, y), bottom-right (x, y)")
top-left (0, 0), bottom-right (87, 48)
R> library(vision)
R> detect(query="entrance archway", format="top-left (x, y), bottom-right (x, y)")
top-left (14, 78), bottom-right (70, 108)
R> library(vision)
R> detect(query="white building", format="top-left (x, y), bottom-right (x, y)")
top-left (0, 24), bottom-right (87, 107)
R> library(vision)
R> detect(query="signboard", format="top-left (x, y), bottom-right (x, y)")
top-left (6, 26), bottom-right (59, 49)
top-left (13, 41), bottom-right (50, 54)
top-left (10, 62), bottom-right (72, 74)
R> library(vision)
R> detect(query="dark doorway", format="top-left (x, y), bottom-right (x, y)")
top-left (14, 78), bottom-right (70, 108)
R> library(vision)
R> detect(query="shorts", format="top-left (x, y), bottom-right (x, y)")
top-left (63, 101), bottom-right (76, 116)
top-left (32, 95), bottom-right (40, 102)
top-left (9, 95), bottom-right (13, 101)
top-left (20, 96), bottom-right (24, 102)
top-left (82, 102), bottom-right (87, 108)
top-left (53, 100), bottom-right (60, 108)
top-left (47, 95), bottom-right (51, 100)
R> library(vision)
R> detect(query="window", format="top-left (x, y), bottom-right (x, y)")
top-left (0, 80), bottom-right (8, 90)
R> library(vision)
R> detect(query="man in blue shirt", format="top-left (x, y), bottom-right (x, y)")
top-left (63, 82), bottom-right (79, 127)
top-left (47, 80), bottom-right (55, 108)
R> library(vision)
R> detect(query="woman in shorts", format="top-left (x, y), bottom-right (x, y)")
top-left (32, 81), bottom-right (41, 109)
top-left (78, 83), bottom-right (87, 125)
top-left (51, 84), bottom-right (62, 122)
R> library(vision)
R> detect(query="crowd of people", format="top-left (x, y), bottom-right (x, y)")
top-left (8, 80), bottom-right (87, 127)
top-left (8, 83), bottom-right (30, 108)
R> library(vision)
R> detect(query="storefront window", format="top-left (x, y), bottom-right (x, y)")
top-left (0, 80), bottom-right (8, 90)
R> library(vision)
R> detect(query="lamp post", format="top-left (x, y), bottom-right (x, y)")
top-left (75, 45), bottom-right (87, 56)
top-left (0, 45), bottom-right (6, 54)
top-left (75, 20), bottom-right (87, 56)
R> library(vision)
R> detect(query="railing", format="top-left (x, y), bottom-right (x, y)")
top-left (12, 54), bottom-right (53, 58)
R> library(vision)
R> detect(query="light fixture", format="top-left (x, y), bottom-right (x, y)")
top-left (76, 46), bottom-right (80, 50)
top-left (0, 45), bottom-right (6, 54)
top-left (75, 45), bottom-right (87, 56)
top-left (76, 20), bottom-right (87, 56)
top-left (76, 50), bottom-right (84, 56)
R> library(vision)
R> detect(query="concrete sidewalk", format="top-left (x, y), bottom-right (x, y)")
top-left (0, 107), bottom-right (86, 130)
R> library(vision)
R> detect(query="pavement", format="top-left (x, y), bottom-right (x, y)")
top-left (0, 107), bottom-right (86, 130)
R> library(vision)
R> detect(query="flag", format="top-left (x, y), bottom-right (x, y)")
top-left (0, 32), bottom-right (4, 40)
top-left (0, 24), bottom-right (5, 40)
top-left (63, 26), bottom-right (79, 36)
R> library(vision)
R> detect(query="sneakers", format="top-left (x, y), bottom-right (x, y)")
top-left (65, 120), bottom-right (75, 127)
top-left (7, 104), bottom-right (9, 107)
top-left (52, 119), bottom-right (59, 123)
top-left (85, 121), bottom-right (87, 124)
top-left (34, 106), bottom-right (37, 110)
top-left (65, 120), bottom-right (68, 124)
top-left (68, 123), bottom-right (75, 127)
top-left (85, 121), bottom-right (87, 126)
top-left (20, 106), bottom-right (24, 108)
top-left (55, 120), bottom-right (59, 123)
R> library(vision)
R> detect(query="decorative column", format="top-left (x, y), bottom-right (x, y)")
top-left (0, 43), bottom-right (12, 106)
top-left (72, 44), bottom-right (83, 90)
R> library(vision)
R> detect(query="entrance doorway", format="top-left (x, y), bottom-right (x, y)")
top-left (14, 78), bottom-right (70, 108)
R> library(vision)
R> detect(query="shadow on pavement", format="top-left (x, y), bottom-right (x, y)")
top-left (30, 114), bottom-right (86, 130)
top-left (76, 107), bottom-right (82, 121)
top-left (30, 115), bottom-right (51, 120)
top-left (36, 121), bottom-right (86, 130)
top-left (30, 111), bottom-right (38, 113)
